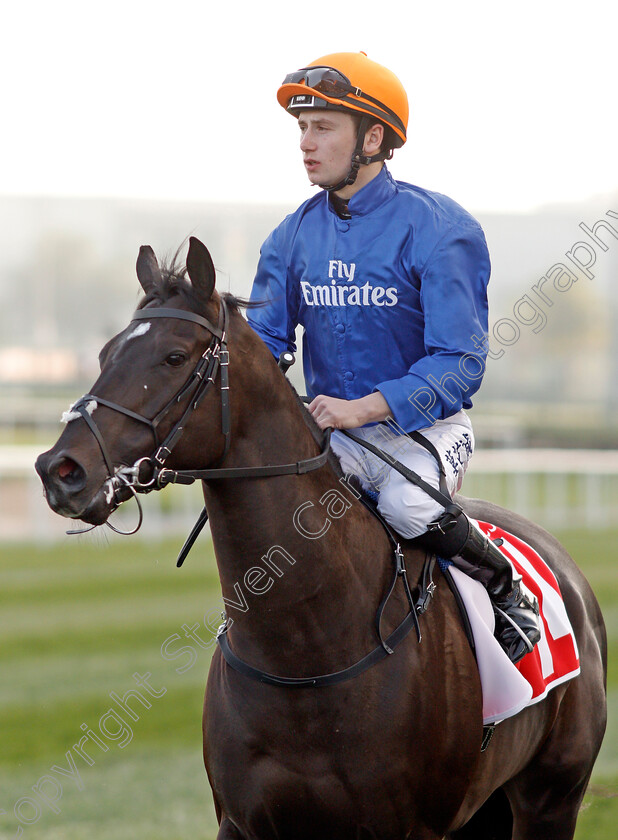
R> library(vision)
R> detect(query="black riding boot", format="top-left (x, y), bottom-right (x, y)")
top-left (419, 514), bottom-right (541, 664)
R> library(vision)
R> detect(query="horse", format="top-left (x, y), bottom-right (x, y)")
top-left (35, 237), bottom-right (607, 840)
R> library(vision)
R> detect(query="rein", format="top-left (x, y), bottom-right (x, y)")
top-left (66, 298), bottom-right (330, 534)
top-left (69, 295), bottom-right (441, 688)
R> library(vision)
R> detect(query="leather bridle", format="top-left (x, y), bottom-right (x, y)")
top-left (68, 297), bottom-right (331, 534)
top-left (67, 294), bottom-right (437, 688)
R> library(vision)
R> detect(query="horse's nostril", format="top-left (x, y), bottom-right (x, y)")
top-left (58, 459), bottom-right (77, 479)
top-left (54, 456), bottom-right (85, 486)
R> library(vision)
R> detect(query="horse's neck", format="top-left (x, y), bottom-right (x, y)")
top-left (202, 374), bottom-right (393, 669)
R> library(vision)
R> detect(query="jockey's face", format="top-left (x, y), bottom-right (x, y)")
top-left (297, 110), bottom-right (358, 189)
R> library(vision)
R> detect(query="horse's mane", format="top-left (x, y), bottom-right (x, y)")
top-left (278, 375), bottom-right (345, 478)
top-left (136, 247), bottom-right (345, 479)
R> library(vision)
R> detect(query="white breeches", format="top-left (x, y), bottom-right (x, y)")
top-left (331, 410), bottom-right (474, 539)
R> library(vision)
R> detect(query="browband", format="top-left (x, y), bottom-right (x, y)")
top-left (131, 308), bottom-right (223, 339)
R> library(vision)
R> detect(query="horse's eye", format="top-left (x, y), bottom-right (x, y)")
top-left (165, 352), bottom-right (187, 367)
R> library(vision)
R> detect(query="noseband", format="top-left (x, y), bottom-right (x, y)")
top-left (68, 297), bottom-right (330, 534)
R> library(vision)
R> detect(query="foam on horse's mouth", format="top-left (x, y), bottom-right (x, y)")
top-left (104, 478), bottom-right (115, 505)
top-left (67, 481), bottom-right (119, 527)
top-left (61, 399), bottom-right (98, 424)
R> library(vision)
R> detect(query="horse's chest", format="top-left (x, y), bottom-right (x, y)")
top-left (211, 747), bottom-right (411, 840)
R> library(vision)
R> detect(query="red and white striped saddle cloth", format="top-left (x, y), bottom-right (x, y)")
top-left (449, 519), bottom-right (581, 724)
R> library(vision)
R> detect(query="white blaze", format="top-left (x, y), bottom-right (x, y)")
top-left (126, 322), bottom-right (151, 341)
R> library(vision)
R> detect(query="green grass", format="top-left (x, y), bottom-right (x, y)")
top-left (0, 529), bottom-right (615, 839)
top-left (0, 537), bottom-right (221, 840)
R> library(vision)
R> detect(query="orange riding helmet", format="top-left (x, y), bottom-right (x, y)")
top-left (277, 51), bottom-right (408, 149)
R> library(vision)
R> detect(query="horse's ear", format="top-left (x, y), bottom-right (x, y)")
top-left (136, 245), bottom-right (162, 294)
top-left (186, 237), bottom-right (216, 303)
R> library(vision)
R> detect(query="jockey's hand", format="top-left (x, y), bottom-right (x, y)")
top-left (307, 392), bottom-right (391, 430)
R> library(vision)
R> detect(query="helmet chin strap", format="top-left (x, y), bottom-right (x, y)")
top-left (320, 115), bottom-right (384, 193)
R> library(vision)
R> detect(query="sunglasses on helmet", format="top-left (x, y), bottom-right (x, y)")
top-left (281, 65), bottom-right (406, 135)
top-left (282, 66), bottom-right (361, 99)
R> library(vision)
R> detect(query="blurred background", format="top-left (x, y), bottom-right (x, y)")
top-left (1, 1), bottom-right (616, 838)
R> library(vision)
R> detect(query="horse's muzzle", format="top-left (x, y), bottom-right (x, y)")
top-left (35, 448), bottom-right (109, 523)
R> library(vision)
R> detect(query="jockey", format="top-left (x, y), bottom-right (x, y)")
top-left (248, 51), bottom-right (540, 664)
